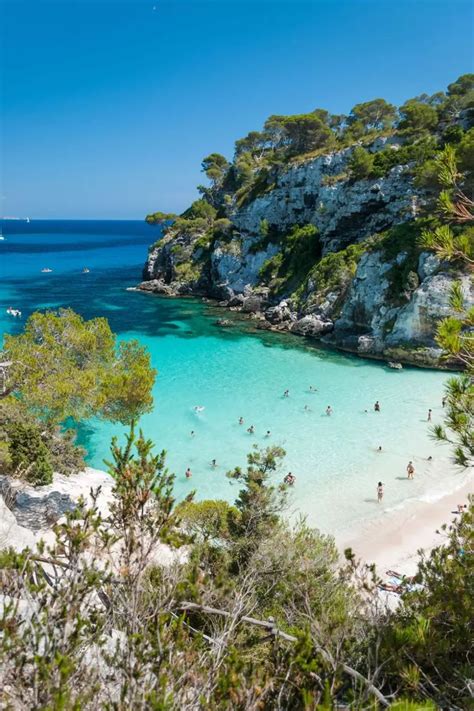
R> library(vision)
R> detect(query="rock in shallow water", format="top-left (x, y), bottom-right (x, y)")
top-left (290, 314), bottom-right (334, 336)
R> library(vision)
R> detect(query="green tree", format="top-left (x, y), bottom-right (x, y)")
top-left (201, 153), bottom-right (230, 186)
top-left (348, 98), bottom-right (397, 132)
top-left (145, 210), bottom-right (177, 225)
top-left (181, 198), bottom-right (217, 225)
top-left (2, 309), bottom-right (156, 425)
top-left (348, 146), bottom-right (375, 179)
top-left (398, 100), bottom-right (438, 134)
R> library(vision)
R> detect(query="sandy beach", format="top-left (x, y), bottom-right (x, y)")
top-left (339, 472), bottom-right (473, 576)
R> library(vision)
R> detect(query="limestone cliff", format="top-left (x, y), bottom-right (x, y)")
top-left (141, 109), bottom-right (473, 368)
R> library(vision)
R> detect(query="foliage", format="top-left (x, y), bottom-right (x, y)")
top-left (201, 153), bottom-right (230, 186)
top-left (2, 309), bottom-right (156, 426)
top-left (177, 499), bottom-right (238, 542)
top-left (383, 501), bottom-right (474, 705)
top-left (348, 98), bottom-right (397, 132)
top-left (398, 100), bottom-right (438, 134)
top-left (145, 210), bottom-right (177, 224)
top-left (6, 421), bottom-right (53, 485)
top-left (348, 146), bottom-right (374, 179)
top-left (259, 224), bottom-right (321, 294)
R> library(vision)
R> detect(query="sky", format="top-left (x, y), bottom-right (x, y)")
top-left (1, 0), bottom-right (473, 219)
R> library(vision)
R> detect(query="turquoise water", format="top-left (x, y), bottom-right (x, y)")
top-left (0, 220), bottom-right (459, 536)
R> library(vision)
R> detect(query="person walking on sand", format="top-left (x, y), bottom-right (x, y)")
top-left (427, 408), bottom-right (432, 421)
top-left (377, 481), bottom-right (384, 503)
top-left (407, 461), bottom-right (415, 479)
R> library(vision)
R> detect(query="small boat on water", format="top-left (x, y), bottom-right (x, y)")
top-left (82, 267), bottom-right (90, 273)
top-left (41, 268), bottom-right (53, 273)
top-left (6, 307), bottom-right (22, 318)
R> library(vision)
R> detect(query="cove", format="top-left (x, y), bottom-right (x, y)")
top-left (0, 220), bottom-right (460, 537)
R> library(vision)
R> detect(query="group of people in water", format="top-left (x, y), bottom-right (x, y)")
top-left (185, 389), bottom-right (438, 499)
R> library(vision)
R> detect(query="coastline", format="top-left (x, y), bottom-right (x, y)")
top-left (135, 284), bottom-right (460, 372)
top-left (338, 471), bottom-right (473, 575)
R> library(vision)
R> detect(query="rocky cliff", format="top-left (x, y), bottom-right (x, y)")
top-left (140, 94), bottom-right (474, 367)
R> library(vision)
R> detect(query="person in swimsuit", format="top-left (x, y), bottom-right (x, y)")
top-left (211, 459), bottom-right (217, 468)
top-left (378, 445), bottom-right (382, 452)
top-left (427, 409), bottom-right (432, 421)
top-left (283, 389), bottom-right (289, 398)
top-left (265, 430), bottom-right (271, 437)
top-left (326, 405), bottom-right (332, 416)
top-left (190, 430), bottom-right (195, 437)
top-left (185, 467), bottom-right (192, 478)
top-left (239, 417), bottom-right (244, 425)
top-left (407, 461), bottom-right (415, 479)
top-left (284, 472), bottom-right (295, 486)
top-left (247, 425), bottom-right (255, 434)
top-left (374, 401), bottom-right (380, 412)
top-left (377, 481), bottom-right (384, 502)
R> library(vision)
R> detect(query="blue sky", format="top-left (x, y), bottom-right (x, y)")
top-left (1, 0), bottom-right (472, 219)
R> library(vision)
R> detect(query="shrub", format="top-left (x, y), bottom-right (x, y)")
top-left (7, 422), bottom-right (53, 485)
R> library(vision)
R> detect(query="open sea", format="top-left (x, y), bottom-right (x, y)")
top-left (0, 219), bottom-right (465, 537)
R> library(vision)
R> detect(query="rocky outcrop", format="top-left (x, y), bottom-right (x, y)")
top-left (141, 139), bottom-right (473, 368)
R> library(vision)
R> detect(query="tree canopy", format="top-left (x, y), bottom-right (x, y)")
top-left (2, 308), bottom-right (156, 425)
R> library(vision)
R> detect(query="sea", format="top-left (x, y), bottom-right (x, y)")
top-left (0, 219), bottom-right (465, 537)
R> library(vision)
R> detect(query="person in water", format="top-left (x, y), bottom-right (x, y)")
top-left (247, 425), bottom-right (255, 434)
top-left (377, 481), bottom-right (384, 503)
top-left (284, 472), bottom-right (295, 486)
top-left (407, 461), bottom-right (415, 479)
top-left (374, 401), bottom-right (380, 412)
top-left (326, 405), bottom-right (332, 416)
top-left (427, 408), bottom-right (432, 421)
top-left (239, 417), bottom-right (244, 425)
top-left (185, 467), bottom-right (192, 478)
top-left (265, 430), bottom-right (271, 437)
top-left (190, 430), bottom-right (195, 437)
top-left (211, 459), bottom-right (217, 468)
top-left (442, 396), bottom-right (447, 408)
top-left (378, 445), bottom-right (382, 452)
top-left (283, 389), bottom-right (289, 398)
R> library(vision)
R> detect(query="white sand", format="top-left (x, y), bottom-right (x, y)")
top-left (339, 472), bottom-right (473, 576)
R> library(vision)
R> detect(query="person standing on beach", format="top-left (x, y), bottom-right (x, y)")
top-left (376, 481), bottom-right (384, 502)
top-left (407, 461), bottom-right (415, 479)
top-left (427, 409), bottom-right (432, 421)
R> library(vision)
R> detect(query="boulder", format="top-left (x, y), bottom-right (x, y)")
top-left (215, 319), bottom-right (232, 328)
top-left (265, 301), bottom-right (292, 324)
top-left (241, 294), bottom-right (267, 314)
top-left (290, 314), bottom-right (334, 336)
top-left (138, 279), bottom-right (174, 295)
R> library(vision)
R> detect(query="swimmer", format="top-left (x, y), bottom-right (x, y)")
top-left (427, 409), bottom-right (432, 421)
top-left (265, 430), bottom-right (271, 437)
top-left (377, 446), bottom-right (382, 452)
top-left (427, 455), bottom-right (433, 461)
top-left (377, 481), bottom-right (384, 503)
top-left (239, 417), bottom-right (244, 425)
top-left (326, 405), bottom-right (333, 416)
top-left (284, 472), bottom-right (295, 486)
top-left (247, 425), bottom-right (255, 434)
top-left (406, 461), bottom-right (415, 479)
top-left (283, 389), bottom-right (289, 398)
top-left (442, 396), bottom-right (447, 407)
top-left (194, 405), bottom-right (205, 412)
top-left (309, 385), bottom-right (317, 392)
top-left (374, 401), bottom-right (380, 412)
top-left (304, 405), bottom-right (310, 411)
top-left (190, 430), bottom-right (195, 437)
top-left (185, 467), bottom-right (192, 479)
top-left (211, 459), bottom-right (217, 468)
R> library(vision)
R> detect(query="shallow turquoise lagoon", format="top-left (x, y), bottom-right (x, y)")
top-left (0, 220), bottom-right (460, 536)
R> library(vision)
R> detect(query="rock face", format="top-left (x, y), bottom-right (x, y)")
top-left (141, 139), bottom-right (473, 368)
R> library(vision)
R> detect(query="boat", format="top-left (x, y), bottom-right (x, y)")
top-left (6, 307), bottom-right (22, 318)
top-left (41, 268), bottom-right (53, 273)
top-left (82, 267), bottom-right (90, 273)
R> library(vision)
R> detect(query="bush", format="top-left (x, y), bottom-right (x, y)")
top-left (348, 146), bottom-right (374, 179)
top-left (7, 422), bottom-right (53, 485)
